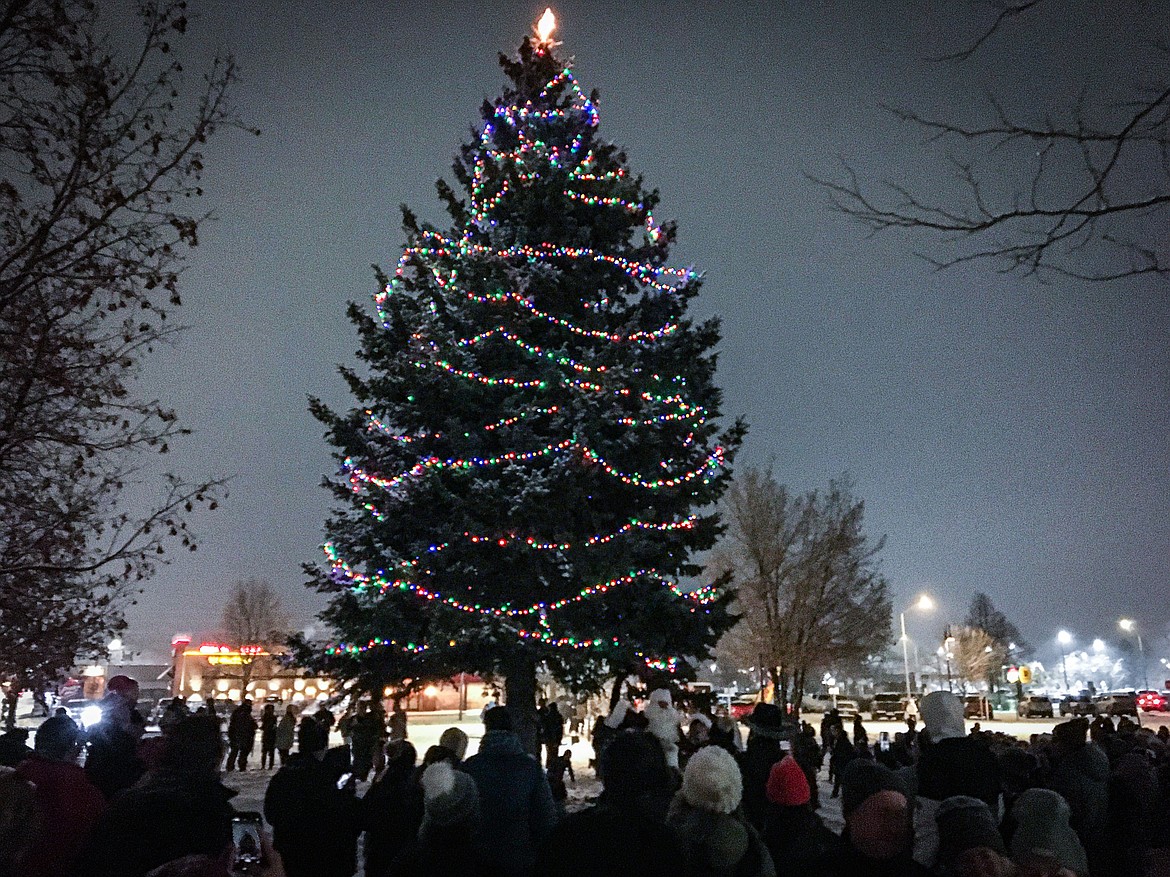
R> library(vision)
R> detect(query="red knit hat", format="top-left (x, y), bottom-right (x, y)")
top-left (765, 755), bottom-right (810, 807)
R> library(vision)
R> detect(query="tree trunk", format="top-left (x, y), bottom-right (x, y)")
top-left (608, 671), bottom-right (627, 711)
top-left (504, 653), bottom-right (539, 756)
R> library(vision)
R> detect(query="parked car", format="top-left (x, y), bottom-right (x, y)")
top-left (963, 694), bottom-right (993, 720)
top-left (871, 692), bottom-right (912, 721)
top-left (1137, 690), bottom-right (1167, 712)
top-left (1017, 695), bottom-right (1054, 718)
top-left (1094, 692), bottom-right (1138, 717)
top-left (834, 699), bottom-right (860, 720)
top-left (1058, 693), bottom-right (1096, 717)
top-left (729, 694), bottom-right (758, 721)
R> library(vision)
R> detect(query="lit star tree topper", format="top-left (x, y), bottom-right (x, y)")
top-left (297, 11), bottom-right (745, 748)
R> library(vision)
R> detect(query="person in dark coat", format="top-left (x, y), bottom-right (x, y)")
top-left (791, 722), bottom-right (823, 810)
top-left (814, 760), bottom-right (932, 877)
top-left (362, 740), bottom-right (422, 877)
top-left (916, 691), bottom-right (1000, 810)
top-left (539, 701), bottom-right (565, 769)
top-left (829, 731), bottom-right (856, 799)
top-left (264, 717), bottom-right (360, 877)
top-left (85, 675), bottom-right (146, 799)
top-left (350, 705), bottom-right (382, 781)
top-left (388, 760), bottom-right (496, 877)
top-left (462, 706), bottom-right (558, 877)
top-left (852, 714), bottom-right (868, 746)
top-left (0, 729), bottom-right (31, 767)
top-left (76, 715), bottom-right (235, 877)
top-left (13, 716), bottom-right (106, 877)
top-left (934, 795), bottom-right (1015, 876)
top-left (1045, 717), bottom-right (1109, 877)
top-left (537, 731), bottom-right (679, 877)
top-left (762, 755), bottom-right (836, 874)
top-left (666, 745), bottom-right (775, 877)
top-left (738, 703), bottom-right (786, 830)
top-left (226, 700), bottom-right (258, 771)
top-left (259, 703), bottom-right (278, 770)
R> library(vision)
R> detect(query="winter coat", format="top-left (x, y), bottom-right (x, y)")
top-left (75, 767), bottom-right (235, 877)
top-left (362, 763), bottom-right (424, 877)
top-left (260, 711), bottom-right (278, 748)
top-left (462, 730), bottom-right (559, 877)
top-left (227, 706), bottom-right (258, 749)
top-left (1007, 787), bottom-right (1088, 876)
top-left (1107, 750), bottom-right (1158, 877)
top-left (1047, 740), bottom-right (1109, 873)
top-left (539, 705), bottom-right (564, 744)
top-left (0, 733), bottom-right (32, 767)
top-left (738, 735), bottom-right (783, 831)
top-left (274, 714), bottom-right (296, 751)
top-left (350, 712), bottom-right (382, 775)
top-left (265, 752), bottom-right (360, 877)
top-left (84, 720), bottom-right (145, 800)
top-left (13, 754), bottom-right (106, 877)
top-left (388, 822), bottom-right (500, 877)
top-left (761, 803), bottom-right (837, 875)
top-left (665, 793), bottom-right (776, 877)
top-left (536, 800), bottom-right (679, 877)
top-left (915, 736), bottom-right (1001, 810)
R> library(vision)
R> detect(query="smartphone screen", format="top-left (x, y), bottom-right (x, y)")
top-left (231, 812), bottom-right (263, 872)
top-left (336, 772), bottom-right (353, 790)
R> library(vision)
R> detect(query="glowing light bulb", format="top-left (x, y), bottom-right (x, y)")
top-left (536, 8), bottom-right (556, 43)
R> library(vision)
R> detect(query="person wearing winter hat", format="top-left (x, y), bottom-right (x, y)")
top-left (815, 759), bottom-right (931, 877)
top-left (666, 746), bottom-right (775, 876)
top-left (438, 727), bottom-right (470, 762)
top-left (387, 760), bottom-right (491, 876)
top-left (362, 740), bottom-right (421, 877)
top-left (13, 715), bottom-right (106, 877)
top-left (762, 756), bottom-right (836, 875)
top-left (917, 691), bottom-right (1001, 811)
top-left (1005, 788), bottom-right (1087, 877)
top-left (463, 706), bottom-right (558, 877)
top-left (536, 731), bottom-right (680, 877)
top-left (740, 703), bottom-right (788, 830)
top-left (935, 795), bottom-right (1013, 877)
top-left (1045, 717), bottom-right (1107, 876)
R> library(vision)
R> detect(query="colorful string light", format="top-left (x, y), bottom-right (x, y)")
top-left (326, 57), bottom-right (727, 666)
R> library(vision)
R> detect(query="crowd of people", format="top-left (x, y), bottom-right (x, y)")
top-left (0, 677), bottom-right (1167, 877)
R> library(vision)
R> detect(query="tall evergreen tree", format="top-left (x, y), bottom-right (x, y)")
top-left (302, 18), bottom-right (743, 744)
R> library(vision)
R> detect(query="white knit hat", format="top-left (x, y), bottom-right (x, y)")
top-left (681, 745), bottom-right (743, 814)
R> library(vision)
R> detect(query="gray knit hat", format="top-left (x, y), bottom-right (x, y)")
top-left (420, 760), bottom-right (480, 830)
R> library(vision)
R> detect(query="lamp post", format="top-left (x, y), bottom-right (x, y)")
top-left (1119, 619), bottom-right (1148, 689)
top-left (900, 593), bottom-right (934, 704)
top-left (1057, 630), bottom-right (1072, 692)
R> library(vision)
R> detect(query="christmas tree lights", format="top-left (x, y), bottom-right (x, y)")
top-left (306, 21), bottom-right (743, 699)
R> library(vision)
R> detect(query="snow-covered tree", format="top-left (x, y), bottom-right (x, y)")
top-left (300, 18), bottom-right (743, 747)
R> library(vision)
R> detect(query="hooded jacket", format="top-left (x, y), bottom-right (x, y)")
top-left (1008, 788), bottom-right (1088, 876)
top-left (463, 730), bottom-right (558, 877)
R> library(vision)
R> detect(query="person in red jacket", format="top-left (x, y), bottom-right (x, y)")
top-left (14, 715), bottom-right (106, 876)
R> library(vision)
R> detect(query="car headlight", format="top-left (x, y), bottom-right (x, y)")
top-left (80, 705), bottom-right (103, 728)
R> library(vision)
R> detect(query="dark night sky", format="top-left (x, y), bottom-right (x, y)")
top-left (122, 1), bottom-right (1169, 671)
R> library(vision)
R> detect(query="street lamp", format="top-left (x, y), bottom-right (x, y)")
top-left (1119, 619), bottom-right (1148, 689)
top-left (900, 593), bottom-right (934, 704)
top-left (1057, 630), bottom-right (1072, 691)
